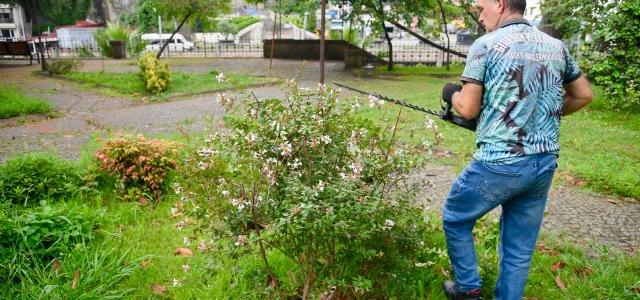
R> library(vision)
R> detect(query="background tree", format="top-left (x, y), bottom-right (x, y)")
top-left (0, 0), bottom-right (74, 71)
top-left (541, 0), bottom-right (640, 110)
top-left (153, 0), bottom-right (231, 59)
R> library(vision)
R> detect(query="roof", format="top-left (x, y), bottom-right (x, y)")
top-left (51, 20), bottom-right (104, 38)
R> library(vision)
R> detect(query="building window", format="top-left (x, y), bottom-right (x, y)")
top-left (0, 8), bottom-right (14, 24)
top-left (1, 29), bottom-right (15, 41)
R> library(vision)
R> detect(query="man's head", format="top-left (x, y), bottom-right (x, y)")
top-left (477, 0), bottom-right (526, 32)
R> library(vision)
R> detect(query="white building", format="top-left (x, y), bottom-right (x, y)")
top-left (0, 4), bottom-right (30, 41)
top-left (524, 0), bottom-right (542, 27)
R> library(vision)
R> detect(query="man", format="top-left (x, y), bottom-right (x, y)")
top-left (439, 0), bottom-right (593, 299)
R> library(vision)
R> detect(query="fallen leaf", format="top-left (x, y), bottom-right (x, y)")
top-left (574, 266), bottom-right (594, 278)
top-left (63, 135), bottom-right (72, 139)
top-left (606, 199), bottom-right (618, 205)
top-left (570, 225), bottom-right (581, 229)
top-left (555, 275), bottom-right (566, 290)
top-left (319, 292), bottom-right (335, 300)
top-left (473, 236), bottom-right (479, 244)
top-left (438, 265), bottom-right (449, 276)
top-left (630, 287), bottom-right (640, 293)
top-left (551, 261), bottom-right (566, 272)
top-left (558, 187), bottom-right (564, 193)
top-left (169, 212), bottom-right (184, 219)
top-left (436, 152), bottom-right (447, 158)
top-left (138, 198), bottom-right (149, 206)
top-left (53, 259), bottom-right (61, 275)
top-left (268, 276), bottom-right (277, 289)
top-left (174, 201), bottom-right (184, 210)
top-left (139, 259), bottom-right (153, 268)
top-left (576, 181), bottom-right (588, 187)
top-left (173, 248), bottom-right (194, 257)
top-left (626, 247), bottom-right (634, 252)
top-left (131, 93), bottom-right (140, 97)
top-left (150, 283), bottom-right (167, 295)
top-left (72, 269), bottom-right (80, 289)
top-left (565, 176), bottom-right (575, 185)
top-left (122, 259), bottom-right (128, 265)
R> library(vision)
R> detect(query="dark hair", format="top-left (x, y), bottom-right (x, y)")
top-left (505, 0), bottom-right (526, 14)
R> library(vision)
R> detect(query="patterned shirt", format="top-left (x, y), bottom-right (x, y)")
top-left (461, 18), bottom-right (582, 164)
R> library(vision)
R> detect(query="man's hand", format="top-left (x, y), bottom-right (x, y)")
top-left (442, 82), bottom-right (463, 104)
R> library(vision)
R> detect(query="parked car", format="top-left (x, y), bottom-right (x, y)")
top-left (141, 33), bottom-right (194, 52)
top-left (456, 29), bottom-right (476, 45)
top-left (444, 24), bottom-right (457, 34)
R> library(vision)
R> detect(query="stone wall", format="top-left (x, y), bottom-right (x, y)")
top-left (263, 39), bottom-right (386, 68)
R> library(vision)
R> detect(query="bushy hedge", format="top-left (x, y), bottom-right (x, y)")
top-left (138, 52), bottom-right (172, 94)
top-left (0, 152), bottom-right (85, 206)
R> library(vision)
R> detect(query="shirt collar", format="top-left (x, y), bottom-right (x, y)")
top-left (497, 17), bottom-right (530, 29)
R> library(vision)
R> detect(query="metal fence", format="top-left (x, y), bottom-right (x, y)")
top-left (363, 40), bottom-right (471, 66)
top-left (27, 37), bottom-right (470, 65)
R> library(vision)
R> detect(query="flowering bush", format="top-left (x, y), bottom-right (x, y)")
top-left (93, 134), bottom-right (182, 202)
top-left (178, 70), bottom-right (442, 299)
top-left (138, 52), bottom-right (171, 94)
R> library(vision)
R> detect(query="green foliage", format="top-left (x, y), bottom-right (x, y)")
top-left (0, 203), bottom-right (99, 259)
top-left (93, 21), bottom-right (143, 58)
top-left (47, 58), bottom-right (84, 75)
top-left (329, 26), bottom-right (374, 47)
top-left (93, 134), bottom-right (182, 201)
top-left (65, 69), bottom-right (275, 99)
top-left (137, 52), bottom-right (172, 94)
top-left (122, 0), bottom-right (157, 34)
top-left (229, 16), bottom-right (261, 32)
top-left (0, 152), bottom-right (85, 206)
top-left (0, 242), bottom-right (145, 299)
top-left (284, 15), bottom-right (317, 32)
top-left (0, 86), bottom-right (53, 119)
top-left (41, 0), bottom-right (92, 26)
top-left (180, 69), bottom-right (440, 299)
top-left (215, 19), bottom-right (237, 40)
top-left (581, 0), bottom-right (640, 109)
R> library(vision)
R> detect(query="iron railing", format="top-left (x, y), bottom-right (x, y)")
top-left (24, 37), bottom-right (471, 66)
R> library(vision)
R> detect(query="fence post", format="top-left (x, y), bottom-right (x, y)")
top-left (436, 50), bottom-right (443, 67)
top-left (216, 42), bottom-right (221, 57)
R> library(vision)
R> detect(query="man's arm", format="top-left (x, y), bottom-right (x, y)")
top-left (451, 82), bottom-right (483, 120)
top-left (562, 75), bottom-right (593, 116)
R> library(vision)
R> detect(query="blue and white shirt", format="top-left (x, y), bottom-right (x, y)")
top-left (461, 18), bottom-right (582, 164)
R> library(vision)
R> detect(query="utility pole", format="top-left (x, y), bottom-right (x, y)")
top-left (320, 0), bottom-right (326, 84)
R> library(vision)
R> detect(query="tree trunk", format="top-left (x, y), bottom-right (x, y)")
top-left (437, 0), bottom-right (451, 70)
top-left (156, 11), bottom-right (192, 59)
top-left (30, 0), bottom-right (47, 71)
top-left (320, 0), bottom-right (326, 84)
top-left (383, 24), bottom-right (393, 71)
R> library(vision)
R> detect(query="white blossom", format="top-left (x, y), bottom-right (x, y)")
top-left (216, 72), bottom-right (226, 82)
top-left (182, 264), bottom-right (191, 272)
top-left (382, 219), bottom-right (395, 230)
top-left (320, 135), bottom-right (332, 145)
top-left (235, 235), bottom-right (246, 246)
top-left (183, 237), bottom-right (191, 246)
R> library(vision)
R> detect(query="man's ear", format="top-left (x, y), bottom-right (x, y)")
top-left (496, 0), bottom-right (506, 14)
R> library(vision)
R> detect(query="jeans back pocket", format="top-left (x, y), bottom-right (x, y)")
top-left (536, 163), bottom-right (558, 199)
top-left (477, 165), bottom-right (521, 202)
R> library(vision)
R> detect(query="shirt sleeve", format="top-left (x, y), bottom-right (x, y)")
top-left (563, 44), bottom-right (582, 84)
top-left (460, 40), bottom-right (489, 85)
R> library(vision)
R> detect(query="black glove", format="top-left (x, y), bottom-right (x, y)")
top-left (441, 82), bottom-right (463, 104)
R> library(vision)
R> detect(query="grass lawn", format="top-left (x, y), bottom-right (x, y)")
top-left (0, 84), bottom-right (54, 119)
top-left (340, 65), bottom-right (640, 199)
top-left (65, 70), bottom-right (279, 101)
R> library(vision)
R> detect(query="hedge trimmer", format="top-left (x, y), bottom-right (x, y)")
top-left (333, 81), bottom-right (477, 131)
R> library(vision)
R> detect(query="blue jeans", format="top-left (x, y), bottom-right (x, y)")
top-left (442, 153), bottom-right (557, 300)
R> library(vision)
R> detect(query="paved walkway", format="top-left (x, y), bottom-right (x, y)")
top-left (1, 58), bottom-right (638, 253)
